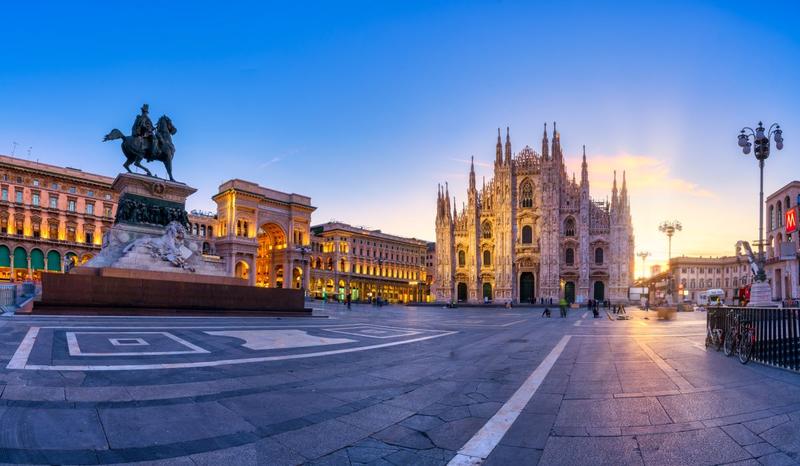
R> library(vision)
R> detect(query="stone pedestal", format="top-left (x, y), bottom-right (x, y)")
top-left (747, 281), bottom-right (776, 307)
top-left (84, 173), bottom-right (225, 276)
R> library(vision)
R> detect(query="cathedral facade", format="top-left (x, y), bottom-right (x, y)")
top-left (435, 124), bottom-right (634, 304)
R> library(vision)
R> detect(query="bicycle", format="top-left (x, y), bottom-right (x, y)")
top-left (705, 308), bottom-right (724, 351)
top-left (723, 314), bottom-right (756, 364)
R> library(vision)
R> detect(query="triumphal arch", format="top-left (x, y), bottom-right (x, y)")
top-left (213, 179), bottom-right (315, 289)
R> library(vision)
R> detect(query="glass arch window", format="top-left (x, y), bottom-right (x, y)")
top-left (565, 247), bottom-right (574, 265)
top-left (520, 180), bottom-right (533, 208)
top-left (595, 247), bottom-right (603, 265)
top-left (458, 250), bottom-right (466, 267)
top-left (483, 250), bottom-right (491, 267)
top-left (564, 217), bottom-right (576, 237)
top-left (482, 222), bottom-right (492, 239)
top-left (521, 225), bottom-right (533, 244)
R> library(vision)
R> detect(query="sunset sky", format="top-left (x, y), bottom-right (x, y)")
top-left (1, 1), bottom-right (799, 277)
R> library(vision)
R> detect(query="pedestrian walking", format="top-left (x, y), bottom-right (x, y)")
top-left (541, 307), bottom-right (551, 318)
top-left (346, 292), bottom-right (351, 310)
top-left (559, 298), bottom-right (567, 318)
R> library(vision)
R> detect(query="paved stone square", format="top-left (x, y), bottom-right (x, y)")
top-left (0, 304), bottom-right (797, 465)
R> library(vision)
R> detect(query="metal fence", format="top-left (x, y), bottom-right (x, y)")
top-left (707, 306), bottom-right (800, 372)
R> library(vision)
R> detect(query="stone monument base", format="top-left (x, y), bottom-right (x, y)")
top-left (31, 271), bottom-right (310, 316)
top-left (747, 281), bottom-right (777, 307)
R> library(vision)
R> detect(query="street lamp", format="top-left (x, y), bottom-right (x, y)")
top-left (658, 221), bottom-right (682, 264)
top-left (636, 251), bottom-right (650, 282)
top-left (738, 121), bottom-right (784, 282)
top-left (659, 220), bottom-right (682, 301)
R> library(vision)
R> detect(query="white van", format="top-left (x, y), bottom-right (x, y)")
top-left (697, 289), bottom-right (725, 306)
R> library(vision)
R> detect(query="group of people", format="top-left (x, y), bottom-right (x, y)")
top-left (540, 298), bottom-right (610, 319)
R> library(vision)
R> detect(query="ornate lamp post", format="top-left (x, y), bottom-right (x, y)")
top-left (737, 121), bottom-right (784, 282)
top-left (659, 220), bottom-right (682, 302)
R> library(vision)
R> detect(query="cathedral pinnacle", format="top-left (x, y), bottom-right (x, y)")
top-left (504, 126), bottom-right (512, 164)
top-left (541, 122), bottom-right (549, 159)
top-left (581, 145), bottom-right (588, 186)
top-left (469, 156), bottom-right (476, 191)
top-left (496, 128), bottom-right (502, 165)
top-left (612, 170), bottom-right (619, 207)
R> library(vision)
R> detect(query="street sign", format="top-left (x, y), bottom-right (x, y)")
top-left (786, 207), bottom-right (797, 234)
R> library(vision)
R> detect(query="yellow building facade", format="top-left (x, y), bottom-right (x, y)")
top-left (308, 222), bottom-right (429, 303)
top-left (0, 154), bottom-right (116, 280)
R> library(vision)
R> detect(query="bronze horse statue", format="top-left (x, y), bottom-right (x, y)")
top-left (103, 115), bottom-right (177, 181)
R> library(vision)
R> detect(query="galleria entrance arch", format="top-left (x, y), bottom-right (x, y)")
top-left (213, 179), bottom-right (314, 288)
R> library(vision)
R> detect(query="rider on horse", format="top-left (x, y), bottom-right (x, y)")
top-left (132, 104), bottom-right (159, 161)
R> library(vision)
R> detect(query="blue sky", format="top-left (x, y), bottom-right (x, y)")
top-left (2, 1), bottom-right (799, 274)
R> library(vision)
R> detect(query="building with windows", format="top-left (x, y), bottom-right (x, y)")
top-left (0, 154), bottom-right (116, 280)
top-left (307, 222), bottom-right (429, 303)
top-left (187, 210), bottom-right (217, 255)
top-left (765, 180), bottom-right (800, 302)
top-left (212, 179), bottom-right (315, 288)
top-left (435, 124), bottom-right (634, 304)
top-left (668, 255), bottom-right (752, 304)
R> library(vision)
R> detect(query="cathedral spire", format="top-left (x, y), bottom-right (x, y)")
top-left (495, 128), bottom-right (502, 165)
top-left (469, 156), bottom-right (476, 192)
top-left (541, 122), bottom-right (549, 159)
top-left (620, 170), bottom-right (628, 207)
top-left (581, 145), bottom-right (588, 186)
top-left (445, 183), bottom-right (452, 220)
top-left (612, 170), bottom-right (619, 207)
top-left (504, 126), bottom-right (512, 164)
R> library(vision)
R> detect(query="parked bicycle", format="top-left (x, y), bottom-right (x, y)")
top-left (705, 308), bottom-right (724, 351)
top-left (723, 313), bottom-right (755, 364)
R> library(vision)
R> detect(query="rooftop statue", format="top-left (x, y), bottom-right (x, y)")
top-left (103, 104), bottom-right (178, 181)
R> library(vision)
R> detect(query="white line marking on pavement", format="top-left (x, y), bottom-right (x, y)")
top-left (66, 331), bottom-right (210, 356)
top-left (499, 319), bottom-right (527, 327)
top-left (448, 335), bottom-right (571, 465)
top-left (573, 320), bottom-right (582, 326)
top-left (636, 339), bottom-right (694, 390)
top-left (9, 330), bottom-right (458, 371)
top-left (7, 327), bottom-right (39, 369)
top-left (581, 312), bottom-right (588, 319)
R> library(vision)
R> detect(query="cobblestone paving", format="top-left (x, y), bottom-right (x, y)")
top-left (0, 304), bottom-right (797, 465)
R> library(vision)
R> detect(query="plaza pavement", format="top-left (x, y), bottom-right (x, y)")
top-left (0, 303), bottom-right (797, 465)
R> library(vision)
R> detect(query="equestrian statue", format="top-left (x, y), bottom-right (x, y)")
top-left (103, 104), bottom-right (178, 181)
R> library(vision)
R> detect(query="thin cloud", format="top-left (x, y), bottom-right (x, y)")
top-left (566, 153), bottom-right (716, 199)
top-left (448, 157), bottom-right (492, 169)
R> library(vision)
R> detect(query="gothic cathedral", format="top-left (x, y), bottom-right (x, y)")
top-left (435, 124), bottom-right (634, 304)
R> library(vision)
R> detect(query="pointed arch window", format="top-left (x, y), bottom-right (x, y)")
top-left (522, 225), bottom-right (533, 244)
top-left (595, 247), bottom-right (604, 265)
top-left (565, 247), bottom-right (575, 265)
top-left (520, 180), bottom-right (533, 208)
top-left (564, 217), bottom-right (576, 237)
top-left (458, 250), bottom-right (466, 267)
top-left (483, 250), bottom-right (491, 267)
top-left (482, 222), bottom-right (492, 239)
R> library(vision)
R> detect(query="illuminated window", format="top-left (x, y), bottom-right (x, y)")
top-left (520, 180), bottom-right (533, 208)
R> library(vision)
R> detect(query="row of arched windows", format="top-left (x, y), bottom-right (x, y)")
top-left (768, 195), bottom-right (793, 230)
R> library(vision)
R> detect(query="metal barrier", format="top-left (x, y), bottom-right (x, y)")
top-left (708, 306), bottom-right (800, 372)
top-left (0, 284), bottom-right (16, 306)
